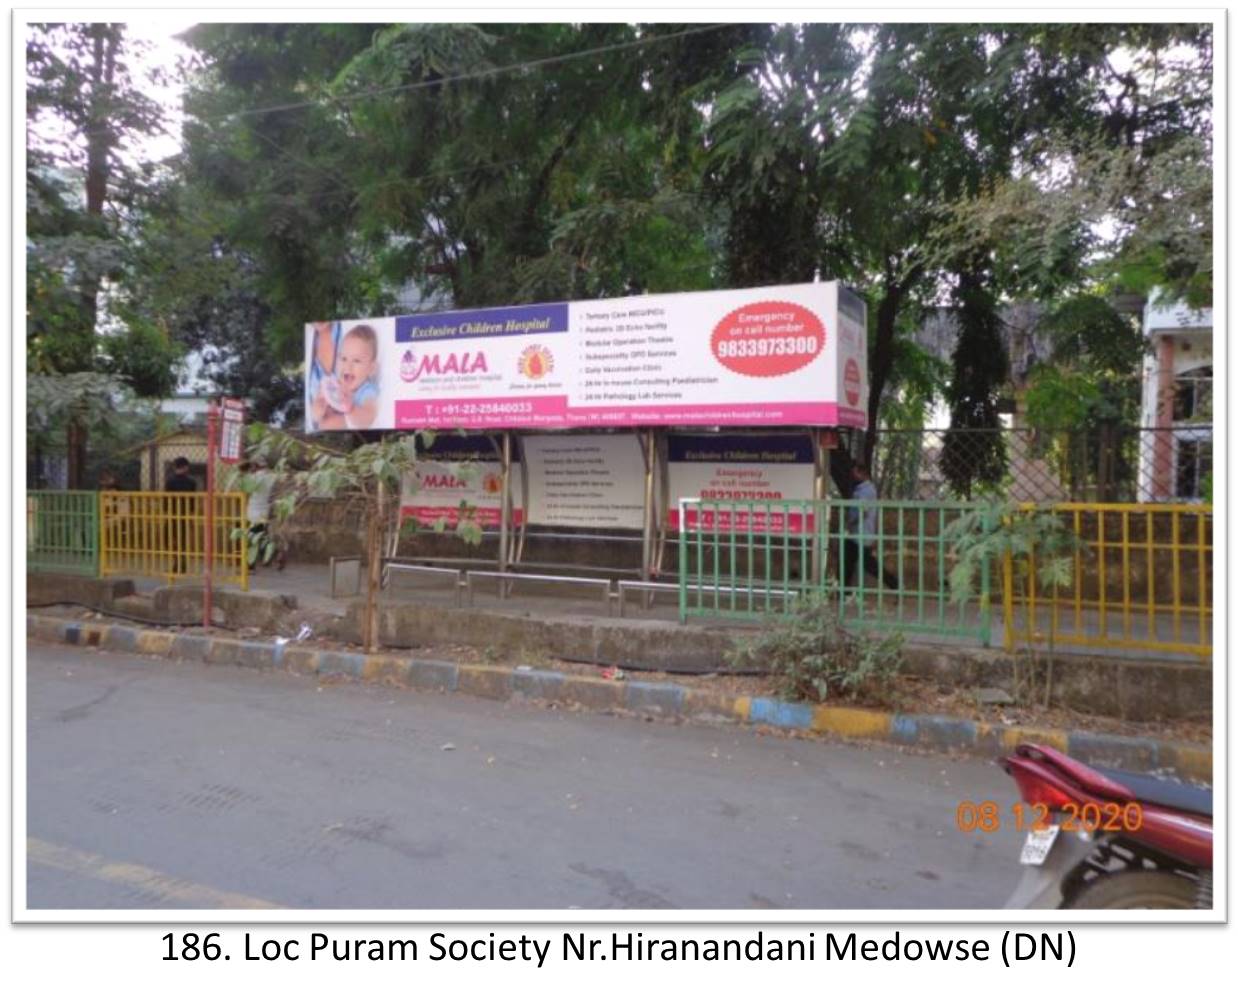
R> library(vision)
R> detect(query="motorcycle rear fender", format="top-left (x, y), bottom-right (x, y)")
top-left (1002, 830), bottom-right (1097, 910)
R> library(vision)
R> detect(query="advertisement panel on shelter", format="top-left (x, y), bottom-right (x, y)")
top-left (305, 282), bottom-right (867, 433)
top-left (666, 434), bottom-right (816, 534)
top-left (521, 434), bottom-right (646, 530)
top-left (399, 435), bottom-right (523, 529)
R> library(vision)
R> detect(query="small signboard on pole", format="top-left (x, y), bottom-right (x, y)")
top-left (219, 398), bottom-right (246, 464)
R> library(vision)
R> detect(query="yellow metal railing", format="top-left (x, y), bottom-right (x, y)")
top-left (1003, 503), bottom-right (1211, 658)
top-left (99, 491), bottom-right (248, 590)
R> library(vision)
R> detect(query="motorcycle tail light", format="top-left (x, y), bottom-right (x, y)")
top-left (1009, 768), bottom-right (1077, 811)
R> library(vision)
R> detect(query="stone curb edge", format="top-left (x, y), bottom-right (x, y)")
top-left (28, 614), bottom-right (1211, 783)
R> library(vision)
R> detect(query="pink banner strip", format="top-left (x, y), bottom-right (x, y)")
top-left (400, 506), bottom-right (524, 528)
top-left (668, 509), bottom-right (815, 534)
top-left (395, 398), bottom-right (859, 430)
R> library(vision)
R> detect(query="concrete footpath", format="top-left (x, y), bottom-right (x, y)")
top-left (26, 612), bottom-right (1211, 783)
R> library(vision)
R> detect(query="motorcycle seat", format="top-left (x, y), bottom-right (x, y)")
top-left (1094, 766), bottom-right (1213, 818)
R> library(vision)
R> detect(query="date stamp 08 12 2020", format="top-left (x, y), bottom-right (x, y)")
top-left (955, 800), bottom-right (1145, 834)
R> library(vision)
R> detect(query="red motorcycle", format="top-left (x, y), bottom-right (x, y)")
top-left (1002, 743), bottom-right (1212, 909)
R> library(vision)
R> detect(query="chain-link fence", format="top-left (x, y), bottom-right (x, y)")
top-left (27, 428), bottom-right (216, 492)
top-left (872, 425), bottom-right (1212, 504)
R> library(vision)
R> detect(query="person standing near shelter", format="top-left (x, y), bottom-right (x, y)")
top-left (238, 461), bottom-right (285, 570)
top-left (164, 456), bottom-right (197, 575)
top-left (841, 460), bottom-right (900, 591)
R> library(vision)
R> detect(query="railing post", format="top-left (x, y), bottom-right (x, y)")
top-left (205, 403), bottom-right (217, 631)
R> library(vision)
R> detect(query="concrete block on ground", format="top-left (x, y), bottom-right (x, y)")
top-left (30, 617), bottom-right (67, 643)
top-left (512, 667), bottom-right (565, 700)
top-left (171, 633), bottom-right (211, 662)
top-left (283, 647), bottom-right (321, 677)
top-left (1000, 725), bottom-right (1070, 754)
top-left (812, 705), bottom-right (890, 740)
top-left (456, 665), bottom-right (513, 700)
top-left (27, 573), bottom-right (134, 610)
top-left (206, 638), bottom-right (255, 667)
top-left (749, 697), bottom-right (814, 730)
top-left (362, 655), bottom-right (413, 685)
top-left (591, 623), bottom-right (737, 673)
top-left (232, 641), bottom-right (277, 669)
top-left (625, 681), bottom-right (685, 717)
top-left (101, 625), bottom-right (139, 654)
top-left (408, 659), bottom-right (459, 693)
top-left (135, 629), bottom-right (175, 656)
top-left (318, 651), bottom-right (365, 678)
top-left (680, 688), bottom-right (742, 723)
top-left (559, 675), bottom-right (624, 711)
top-left (901, 715), bottom-right (977, 751)
top-left (1066, 732), bottom-right (1159, 771)
top-left (974, 721), bottom-right (1005, 757)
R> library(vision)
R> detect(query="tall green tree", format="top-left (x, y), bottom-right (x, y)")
top-left (167, 21), bottom-right (1209, 466)
top-left (178, 23), bottom-right (724, 369)
top-left (698, 23), bottom-right (1210, 466)
top-left (27, 22), bottom-right (180, 484)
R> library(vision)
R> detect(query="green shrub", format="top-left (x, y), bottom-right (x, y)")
top-left (727, 590), bottom-right (905, 706)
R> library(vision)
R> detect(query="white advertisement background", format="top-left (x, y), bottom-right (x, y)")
top-left (306, 282), bottom-right (855, 430)
top-left (400, 461), bottom-right (524, 526)
top-left (563, 281), bottom-right (839, 408)
top-left (521, 434), bottom-right (646, 529)
top-left (667, 460), bottom-right (815, 506)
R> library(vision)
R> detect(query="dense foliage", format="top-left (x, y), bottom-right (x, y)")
top-left (28, 22), bottom-right (1212, 473)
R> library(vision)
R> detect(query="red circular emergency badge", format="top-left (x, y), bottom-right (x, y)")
top-left (710, 301), bottom-right (825, 377)
top-left (844, 357), bottom-right (862, 406)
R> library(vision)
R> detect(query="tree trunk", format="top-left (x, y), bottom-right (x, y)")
top-left (66, 417), bottom-right (87, 489)
top-left (68, 26), bottom-right (120, 489)
top-left (363, 484), bottom-right (385, 652)
top-left (864, 281), bottom-right (902, 464)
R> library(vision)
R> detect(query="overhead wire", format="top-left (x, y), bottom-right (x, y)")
top-left (74, 22), bottom-right (736, 214)
top-left (52, 23), bottom-right (733, 144)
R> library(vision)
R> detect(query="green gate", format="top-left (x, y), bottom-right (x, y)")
top-left (27, 490), bottom-right (99, 577)
top-left (828, 498), bottom-right (991, 645)
top-left (676, 497), bottom-right (992, 645)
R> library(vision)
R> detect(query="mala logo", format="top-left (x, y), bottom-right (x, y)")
top-left (399, 350), bottom-right (489, 383)
top-left (517, 344), bottom-right (555, 380)
top-left (399, 350), bottom-right (418, 382)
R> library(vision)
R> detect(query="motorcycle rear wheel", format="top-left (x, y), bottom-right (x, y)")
top-left (1064, 871), bottom-right (1198, 909)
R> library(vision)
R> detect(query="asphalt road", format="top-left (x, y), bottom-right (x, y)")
top-left (25, 642), bottom-right (1026, 910)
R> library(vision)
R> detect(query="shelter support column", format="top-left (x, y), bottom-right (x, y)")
top-left (642, 428), bottom-right (656, 582)
top-left (499, 431), bottom-right (511, 572)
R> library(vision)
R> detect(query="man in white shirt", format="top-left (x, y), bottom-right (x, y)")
top-left (239, 461), bottom-right (284, 570)
top-left (841, 460), bottom-right (899, 590)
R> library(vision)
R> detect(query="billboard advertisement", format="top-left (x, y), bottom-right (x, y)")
top-left (521, 434), bottom-right (646, 530)
top-left (399, 436), bottom-right (523, 529)
top-left (665, 434), bottom-right (817, 534)
top-left (305, 282), bottom-right (867, 433)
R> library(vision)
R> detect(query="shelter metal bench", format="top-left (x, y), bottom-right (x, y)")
top-left (465, 570), bottom-right (614, 614)
top-left (617, 580), bottom-right (803, 617)
top-left (614, 580), bottom-right (678, 617)
top-left (383, 562), bottom-right (467, 606)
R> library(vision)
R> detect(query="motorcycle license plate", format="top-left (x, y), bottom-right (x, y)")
top-left (1019, 825), bottom-right (1060, 866)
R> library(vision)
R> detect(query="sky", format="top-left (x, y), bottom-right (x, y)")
top-left (117, 21), bottom-right (197, 161)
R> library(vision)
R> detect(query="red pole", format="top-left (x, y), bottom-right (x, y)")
top-left (205, 402), bottom-right (217, 631)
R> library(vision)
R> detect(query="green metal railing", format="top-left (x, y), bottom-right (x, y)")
top-left (27, 490), bottom-right (99, 577)
top-left (677, 497), bottom-right (992, 645)
top-left (828, 499), bottom-right (991, 645)
top-left (676, 498), bottom-right (825, 621)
